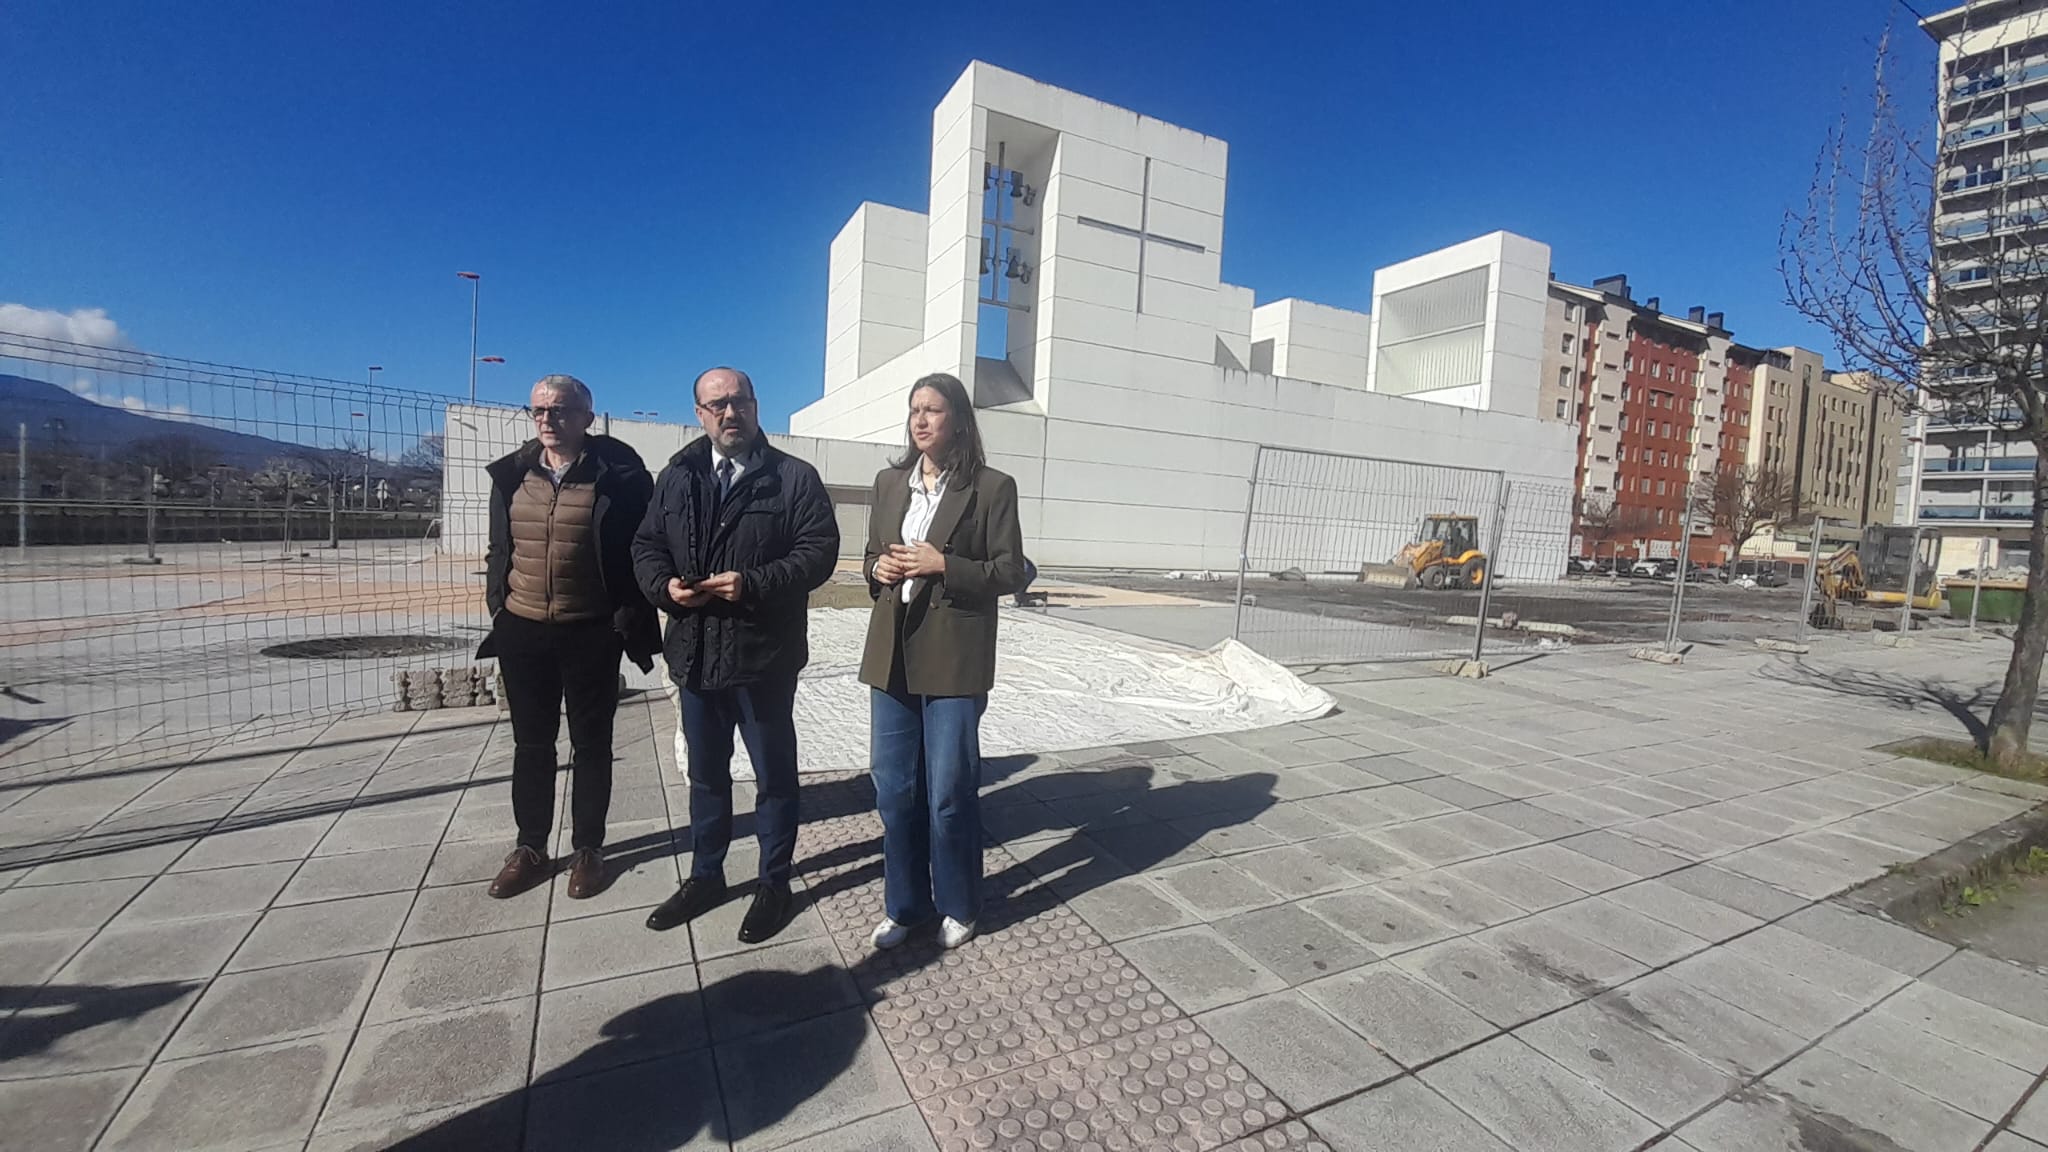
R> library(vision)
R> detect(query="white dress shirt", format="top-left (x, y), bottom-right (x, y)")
top-left (898, 467), bottom-right (947, 603)
top-left (709, 443), bottom-right (757, 488)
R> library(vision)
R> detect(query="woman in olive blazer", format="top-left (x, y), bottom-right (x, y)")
top-left (860, 372), bottom-right (1028, 951)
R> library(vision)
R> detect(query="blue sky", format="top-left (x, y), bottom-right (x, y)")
top-left (1, 0), bottom-right (1932, 432)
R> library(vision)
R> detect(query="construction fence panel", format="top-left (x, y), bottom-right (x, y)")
top-left (1230, 447), bottom-right (1513, 666)
top-left (1, 332), bottom-right (485, 773)
top-left (1473, 481), bottom-right (1681, 658)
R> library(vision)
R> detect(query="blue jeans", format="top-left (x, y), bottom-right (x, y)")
top-left (869, 688), bottom-right (987, 925)
top-left (675, 675), bottom-right (800, 887)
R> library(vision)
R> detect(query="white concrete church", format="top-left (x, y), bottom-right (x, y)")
top-left (788, 62), bottom-right (1578, 572)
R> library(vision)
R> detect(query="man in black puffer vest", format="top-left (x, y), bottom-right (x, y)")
top-left (478, 374), bottom-right (660, 903)
top-left (633, 366), bottom-right (837, 943)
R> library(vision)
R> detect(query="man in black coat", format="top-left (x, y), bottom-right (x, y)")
top-left (477, 374), bottom-right (661, 902)
top-left (633, 366), bottom-right (838, 942)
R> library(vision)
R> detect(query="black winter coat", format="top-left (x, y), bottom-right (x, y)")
top-left (632, 437), bottom-right (839, 690)
top-left (477, 435), bottom-right (662, 672)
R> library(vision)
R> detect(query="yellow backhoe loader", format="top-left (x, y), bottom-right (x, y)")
top-left (1360, 514), bottom-right (1489, 591)
top-left (1810, 544), bottom-right (1866, 629)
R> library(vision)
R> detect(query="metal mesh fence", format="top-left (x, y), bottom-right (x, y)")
top-left (1, 332), bottom-right (481, 772)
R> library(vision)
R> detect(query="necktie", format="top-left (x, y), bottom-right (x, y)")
top-left (717, 457), bottom-right (735, 502)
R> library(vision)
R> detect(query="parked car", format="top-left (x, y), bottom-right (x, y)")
top-left (1569, 557), bottom-right (1600, 574)
top-left (1751, 568), bottom-right (1787, 588)
top-left (1629, 559), bottom-right (1666, 578)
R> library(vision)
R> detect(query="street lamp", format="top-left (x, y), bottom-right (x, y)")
top-left (457, 272), bottom-right (481, 403)
top-left (351, 411), bottom-right (369, 512)
top-left (632, 410), bottom-right (660, 418)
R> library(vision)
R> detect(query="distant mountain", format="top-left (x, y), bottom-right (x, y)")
top-left (0, 374), bottom-right (347, 470)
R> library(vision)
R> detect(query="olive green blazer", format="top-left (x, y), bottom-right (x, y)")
top-left (859, 464), bottom-right (1028, 697)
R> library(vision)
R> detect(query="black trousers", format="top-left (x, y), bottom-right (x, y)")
top-left (494, 611), bottom-right (622, 853)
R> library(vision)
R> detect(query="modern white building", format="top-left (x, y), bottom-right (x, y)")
top-left (789, 62), bottom-right (1579, 572)
top-left (1915, 0), bottom-right (2048, 572)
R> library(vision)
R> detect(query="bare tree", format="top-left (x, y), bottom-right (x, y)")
top-left (1577, 494), bottom-right (1623, 563)
top-left (1784, 22), bottom-right (2048, 766)
top-left (1710, 465), bottom-right (1802, 563)
top-left (399, 433), bottom-right (444, 475)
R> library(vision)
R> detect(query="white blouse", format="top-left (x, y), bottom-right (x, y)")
top-left (899, 468), bottom-right (947, 603)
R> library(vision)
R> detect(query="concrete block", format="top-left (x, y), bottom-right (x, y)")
top-left (1923, 949), bottom-right (2048, 1028)
top-left (1517, 1000), bottom-right (1739, 1127)
top-left (1199, 989), bottom-right (1399, 1111)
top-left (1396, 938), bottom-right (1583, 1028)
top-left (1306, 1076), bottom-right (1513, 1152)
top-left (1149, 859), bottom-right (1284, 919)
top-left (1300, 886), bottom-right (1457, 954)
top-left (1419, 1035), bottom-right (1661, 1152)
top-left (525, 1049), bottom-right (724, 1152)
top-left (1212, 903), bottom-right (1379, 986)
top-left (1778, 902), bottom-right (1955, 976)
top-left (1754, 637), bottom-right (1810, 654)
top-left (363, 927), bottom-right (543, 1026)
top-left (1229, 843), bottom-right (1359, 899)
top-left (1763, 1047), bottom-right (1983, 1152)
top-left (715, 1007), bottom-right (911, 1151)
top-left (1115, 924), bottom-right (1287, 1014)
top-left (278, 845), bottom-right (433, 905)
top-left (164, 953), bottom-right (379, 1058)
top-left (0, 1069), bottom-right (138, 1152)
top-left (1630, 647), bottom-right (1684, 665)
top-left (1299, 961), bottom-right (1496, 1069)
top-left (100, 1034), bottom-right (348, 1152)
top-left (57, 912), bottom-right (258, 984)
top-left (1823, 1009), bottom-right (2035, 1123)
top-left (322, 999), bottom-right (536, 1131)
top-left (699, 936), bottom-right (860, 1043)
top-left (1598, 971), bottom-right (1804, 1078)
top-left (1877, 981), bottom-right (2048, 1075)
top-left (228, 891), bottom-right (412, 972)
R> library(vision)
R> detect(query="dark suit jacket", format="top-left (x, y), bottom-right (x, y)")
top-left (859, 464), bottom-right (1028, 697)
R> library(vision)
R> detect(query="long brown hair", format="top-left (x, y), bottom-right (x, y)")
top-left (892, 372), bottom-right (986, 480)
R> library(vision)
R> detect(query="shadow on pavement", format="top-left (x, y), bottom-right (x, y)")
top-left (0, 981), bottom-right (196, 1063)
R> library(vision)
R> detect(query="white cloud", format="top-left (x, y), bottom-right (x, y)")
top-left (0, 304), bottom-right (128, 349)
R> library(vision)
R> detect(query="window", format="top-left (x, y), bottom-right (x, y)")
top-left (1652, 362), bottom-right (1663, 380)
top-left (1558, 366), bottom-right (1571, 390)
top-left (1619, 415), bottom-right (1630, 432)
top-left (1625, 353), bottom-right (1634, 371)
top-left (1555, 398), bottom-right (1568, 419)
top-left (1663, 422), bottom-right (1673, 438)
top-left (1595, 454), bottom-right (1611, 463)
top-left (1657, 480), bottom-right (1668, 496)
top-left (1660, 451), bottom-right (1670, 467)
top-left (1561, 334), bottom-right (1575, 354)
top-left (1621, 383), bottom-right (1631, 401)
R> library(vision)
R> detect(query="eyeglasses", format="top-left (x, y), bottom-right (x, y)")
top-left (525, 405), bottom-right (587, 423)
top-left (696, 396), bottom-right (757, 416)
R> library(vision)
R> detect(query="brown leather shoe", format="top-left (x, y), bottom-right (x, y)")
top-left (488, 846), bottom-right (550, 899)
top-left (565, 847), bottom-right (607, 900)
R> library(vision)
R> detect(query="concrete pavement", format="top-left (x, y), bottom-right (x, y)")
top-left (0, 629), bottom-right (2045, 1150)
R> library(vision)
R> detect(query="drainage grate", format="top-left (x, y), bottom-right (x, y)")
top-left (262, 634), bottom-right (473, 661)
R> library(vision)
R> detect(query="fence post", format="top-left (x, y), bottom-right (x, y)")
top-left (282, 473), bottom-right (294, 557)
top-left (145, 468), bottom-right (160, 562)
top-left (15, 422), bottom-right (25, 558)
top-left (327, 479), bottom-right (340, 549)
top-left (1231, 445), bottom-right (1262, 642)
top-left (1796, 514), bottom-right (1823, 644)
top-left (1472, 477), bottom-right (1512, 663)
top-left (1665, 478), bottom-right (1696, 653)
top-left (1969, 536), bottom-right (1989, 634)
top-left (1899, 526), bottom-right (1925, 636)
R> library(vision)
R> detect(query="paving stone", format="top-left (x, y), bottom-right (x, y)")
top-left (1307, 1075), bottom-right (1512, 1152)
top-left (1299, 962), bottom-right (1496, 1068)
top-left (840, 890), bottom-right (1101, 1003)
top-left (1784, 903), bottom-right (1956, 977)
top-left (1658, 863), bottom-right (1807, 920)
top-left (277, 845), bottom-right (432, 905)
top-left (1986, 1131), bottom-right (2048, 1152)
top-left (1600, 878), bottom-right (1761, 943)
top-left (1151, 859), bottom-right (1285, 919)
top-left (1556, 830), bottom-right (1692, 877)
top-left (916, 1017), bottom-right (1292, 1152)
top-left (1716, 838), bottom-right (1871, 900)
top-left (395, 881), bottom-right (547, 946)
top-left (1540, 897), bottom-right (1708, 966)
top-left (321, 999), bottom-right (535, 1131)
top-left (1822, 1008), bottom-right (2036, 1123)
top-left (700, 935), bottom-right (860, 1043)
top-left (1477, 918), bottom-right (1646, 995)
top-left (1516, 999), bottom-right (1739, 1127)
top-left (1446, 856), bottom-right (1583, 913)
top-left (1395, 938), bottom-right (1583, 1029)
top-left (1877, 981), bottom-right (2048, 1075)
top-left (1200, 990), bottom-right (1398, 1110)
top-left (1660, 949), bottom-right (1859, 1040)
top-left (1168, 814), bottom-right (1288, 858)
top-left (1376, 872), bottom-right (1523, 932)
top-left (1117, 926), bottom-right (1286, 1016)
top-left (1924, 950), bottom-right (2048, 1028)
top-left (1420, 1034), bottom-right (1660, 1152)
top-left (1494, 842), bottom-right (1637, 893)
top-left (0, 876), bottom-right (147, 936)
top-left (1212, 903), bottom-right (1378, 986)
top-left (0, 1067), bottom-right (138, 1152)
top-left (539, 905), bottom-right (686, 990)
top-left (1407, 775), bottom-right (1514, 812)
top-left (1064, 876), bottom-right (1202, 942)
top-left (532, 965), bottom-right (706, 1084)
top-left (420, 838), bottom-right (517, 888)
top-left (110, 861), bottom-right (294, 926)
top-left (1764, 1046), bottom-right (1986, 1152)
top-left (99, 1033), bottom-right (347, 1152)
top-left (1078, 823), bottom-right (1211, 874)
top-left (1354, 755), bottom-right (1442, 784)
top-left (1300, 833), bottom-right (1420, 883)
top-left (1295, 760), bottom-right (1395, 793)
top-left (1230, 844), bottom-right (1358, 900)
top-left (688, 884), bottom-right (829, 962)
top-left (169, 817), bottom-right (335, 872)
top-left (0, 980), bottom-right (201, 1078)
top-left (314, 808), bottom-right (451, 856)
top-left (1724, 925), bottom-right (1911, 1005)
top-left (524, 1048), bottom-right (724, 1151)
top-left (720, 1006), bottom-right (912, 1152)
top-left (17, 841), bottom-right (190, 887)
top-left (57, 911), bottom-right (257, 983)
top-left (2018, 1091), bottom-right (2048, 1144)
top-left (1300, 886), bottom-right (1458, 954)
top-left (226, 891), bottom-right (411, 972)
top-left (163, 953), bottom-right (379, 1058)
top-left (361, 926), bottom-right (542, 1025)
top-left (1368, 819), bottom-right (1490, 867)
top-left (766, 1105), bottom-right (939, 1152)
top-left (0, 932), bottom-right (91, 1007)
top-left (1248, 802), bottom-right (1343, 843)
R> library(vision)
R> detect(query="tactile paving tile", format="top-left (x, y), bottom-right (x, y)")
top-left (1214, 1122), bottom-right (1332, 1152)
top-left (793, 811), bottom-right (887, 874)
top-left (918, 1019), bottom-right (1304, 1152)
top-left (849, 892), bottom-right (1105, 1001)
top-left (874, 945), bottom-right (1184, 1098)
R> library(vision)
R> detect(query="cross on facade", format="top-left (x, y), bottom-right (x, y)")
top-left (1075, 157), bottom-right (1206, 314)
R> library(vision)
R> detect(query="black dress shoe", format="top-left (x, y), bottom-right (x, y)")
top-left (737, 884), bottom-right (793, 944)
top-left (646, 877), bottom-right (726, 931)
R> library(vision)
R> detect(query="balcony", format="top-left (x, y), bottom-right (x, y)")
top-left (1944, 107), bottom-right (2048, 151)
top-left (1949, 59), bottom-right (2048, 103)
top-left (1920, 504), bottom-right (2033, 521)
top-left (1928, 405), bottom-right (2027, 428)
top-left (1940, 157), bottom-right (2048, 197)
top-left (1925, 456), bottom-right (2037, 473)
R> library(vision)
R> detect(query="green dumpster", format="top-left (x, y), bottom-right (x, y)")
top-left (1947, 580), bottom-right (2027, 624)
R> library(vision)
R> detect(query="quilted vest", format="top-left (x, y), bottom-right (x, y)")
top-left (503, 467), bottom-right (603, 623)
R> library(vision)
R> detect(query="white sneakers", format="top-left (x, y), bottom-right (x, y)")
top-left (869, 916), bottom-right (977, 950)
top-left (940, 917), bottom-right (976, 949)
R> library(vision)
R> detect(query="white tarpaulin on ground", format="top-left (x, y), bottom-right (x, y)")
top-left (644, 608), bottom-right (1333, 778)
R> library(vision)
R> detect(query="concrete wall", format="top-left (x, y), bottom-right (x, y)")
top-left (824, 204), bottom-right (928, 393)
top-left (1248, 299), bottom-right (1372, 388)
top-left (1367, 231), bottom-right (1550, 419)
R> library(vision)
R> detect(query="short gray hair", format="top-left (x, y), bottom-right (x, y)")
top-left (532, 374), bottom-right (594, 410)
